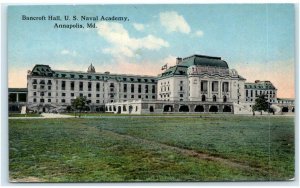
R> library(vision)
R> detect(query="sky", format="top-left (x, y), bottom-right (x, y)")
top-left (7, 4), bottom-right (295, 98)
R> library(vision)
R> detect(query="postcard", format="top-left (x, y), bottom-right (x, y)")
top-left (8, 4), bottom-right (295, 182)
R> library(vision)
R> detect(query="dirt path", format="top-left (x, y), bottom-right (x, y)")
top-left (99, 128), bottom-right (271, 176)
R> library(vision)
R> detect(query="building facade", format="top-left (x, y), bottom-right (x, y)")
top-left (26, 64), bottom-right (157, 112)
top-left (157, 55), bottom-right (246, 104)
top-left (244, 80), bottom-right (277, 103)
top-left (9, 53), bottom-right (293, 114)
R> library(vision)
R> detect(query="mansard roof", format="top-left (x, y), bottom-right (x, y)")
top-left (181, 54), bottom-right (229, 68)
top-left (245, 80), bottom-right (277, 90)
top-left (159, 65), bottom-right (188, 79)
top-left (29, 64), bottom-right (157, 83)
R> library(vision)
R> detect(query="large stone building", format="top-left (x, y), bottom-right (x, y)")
top-left (245, 80), bottom-right (277, 103)
top-left (26, 64), bottom-right (157, 113)
top-left (9, 54), bottom-right (294, 114)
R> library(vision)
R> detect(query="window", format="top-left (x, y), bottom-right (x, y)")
top-left (222, 82), bottom-right (229, 92)
top-left (123, 84), bottom-right (127, 92)
top-left (33, 85), bottom-right (37, 89)
top-left (48, 99), bottom-right (51, 102)
top-left (152, 96), bottom-right (155, 99)
top-left (131, 95), bottom-right (134, 99)
top-left (70, 81), bottom-right (75, 90)
top-left (96, 100), bottom-right (100, 103)
top-left (145, 95), bottom-right (148, 99)
top-left (71, 93), bottom-right (74, 97)
top-left (33, 98), bottom-right (36, 102)
top-left (131, 84), bottom-right (134, 93)
top-left (212, 81), bottom-right (218, 92)
top-left (40, 99), bottom-right (44, 103)
top-left (201, 95), bottom-right (206, 102)
top-left (138, 78), bottom-right (141, 82)
top-left (88, 76), bottom-right (92, 79)
top-left (152, 85), bottom-right (155, 93)
top-left (124, 95), bottom-right (127, 98)
top-left (201, 81), bottom-right (208, 92)
top-left (96, 83), bottom-right (100, 91)
top-left (62, 93), bottom-right (66, 97)
top-left (79, 82), bottom-right (83, 91)
top-left (48, 86), bottom-right (51, 90)
top-left (33, 92), bottom-right (36, 96)
top-left (138, 85), bottom-right (142, 93)
top-left (70, 74), bottom-right (75, 78)
top-left (138, 95), bottom-right (141, 98)
top-left (80, 93), bottom-right (83, 97)
top-left (88, 93), bottom-right (91, 97)
top-left (61, 99), bottom-right (65, 103)
top-left (145, 85), bottom-right (148, 93)
top-left (48, 92), bottom-right (51, 97)
top-left (180, 94), bottom-right (183, 97)
top-left (61, 81), bottom-right (66, 90)
top-left (213, 95), bottom-right (217, 102)
top-left (88, 82), bottom-right (92, 91)
top-left (40, 92), bottom-right (44, 96)
top-left (40, 85), bottom-right (44, 89)
top-left (96, 94), bottom-right (100, 97)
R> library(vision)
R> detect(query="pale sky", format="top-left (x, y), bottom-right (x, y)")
top-left (8, 4), bottom-right (295, 98)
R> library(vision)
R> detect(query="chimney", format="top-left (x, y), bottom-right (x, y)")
top-left (176, 57), bottom-right (182, 65)
top-left (255, 80), bottom-right (260, 83)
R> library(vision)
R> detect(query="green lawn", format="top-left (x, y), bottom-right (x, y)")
top-left (9, 116), bottom-right (294, 182)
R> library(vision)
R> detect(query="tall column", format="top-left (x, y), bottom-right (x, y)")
top-left (218, 81), bottom-right (222, 100)
top-left (16, 93), bottom-right (19, 102)
top-left (207, 80), bottom-right (211, 99)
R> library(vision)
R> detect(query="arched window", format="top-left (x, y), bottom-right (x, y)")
top-left (179, 105), bottom-right (189, 112)
top-left (149, 106), bottom-right (154, 112)
top-left (223, 105), bottom-right (231, 112)
top-left (129, 105), bottom-right (133, 113)
top-left (195, 105), bottom-right (204, 112)
top-left (213, 95), bottom-right (217, 102)
top-left (209, 105), bottom-right (218, 112)
top-left (223, 96), bottom-right (227, 102)
top-left (282, 107), bottom-right (289, 112)
top-left (201, 95), bottom-right (206, 102)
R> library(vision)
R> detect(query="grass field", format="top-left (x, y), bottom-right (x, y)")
top-left (9, 116), bottom-right (294, 182)
top-left (9, 113), bottom-right (42, 117)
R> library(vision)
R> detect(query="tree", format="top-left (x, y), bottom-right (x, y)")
top-left (252, 94), bottom-right (269, 115)
top-left (71, 96), bottom-right (87, 118)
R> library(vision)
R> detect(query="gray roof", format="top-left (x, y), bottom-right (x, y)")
top-left (245, 81), bottom-right (276, 90)
top-left (30, 64), bottom-right (157, 83)
top-left (180, 54), bottom-right (229, 68)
